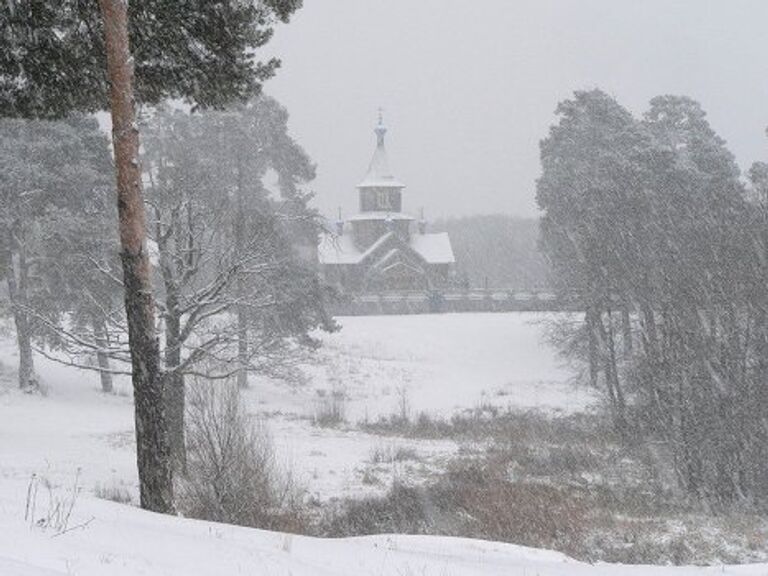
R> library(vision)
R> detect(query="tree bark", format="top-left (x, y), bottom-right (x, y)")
top-left (13, 308), bottom-right (34, 390)
top-left (586, 305), bottom-right (599, 389)
top-left (163, 299), bottom-right (186, 470)
top-left (156, 202), bottom-right (187, 471)
top-left (621, 298), bottom-right (633, 358)
top-left (92, 318), bottom-right (114, 393)
top-left (98, 0), bottom-right (174, 513)
top-left (7, 282), bottom-right (35, 390)
top-left (235, 157), bottom-right (249, 389)
top-left (639, 300), bottom-right (659, 360)
top-left (236, 307), bottom-right (249, 389)
top-left (597, 307), bottom-right (628, 439)
top-left (6, 222), bottom-right (36, 390)
top-left (603, 309), bottom-right (627, 431)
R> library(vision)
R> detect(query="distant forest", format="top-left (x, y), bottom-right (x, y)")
top-left (432, 215), bottom-right (551, 291)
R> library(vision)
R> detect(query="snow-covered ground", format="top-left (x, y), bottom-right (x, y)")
top-left (2, 313), bottom-right (591, 501)
top-left (3, 489), bottom-right (767, 576)
top-left (4, 482), bottom-right (768, 576)
top-left (255, 312), bottom-right (594, 499)
top-left (1, 312), bottom-right (764, 574)
top-left (302, 312), bottom-right (592, 419)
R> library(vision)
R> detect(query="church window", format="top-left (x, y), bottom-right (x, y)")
top-left (377, 189), bottom-right (391, 209)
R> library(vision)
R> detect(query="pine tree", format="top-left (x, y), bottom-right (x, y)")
top-left (536, 89), bottom-right (653, 434)
top-left (0, 116), bottom-right (114, 391)
top-left (537, 90), bottom-right (768, 503)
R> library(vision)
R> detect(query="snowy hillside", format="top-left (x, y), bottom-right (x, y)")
top-left (3, 494), bottom-right (768, 576)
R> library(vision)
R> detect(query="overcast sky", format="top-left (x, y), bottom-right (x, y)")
top-left (263, 0), bottom-right (768, 220)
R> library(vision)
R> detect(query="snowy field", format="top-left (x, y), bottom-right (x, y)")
top-left (1, 312), bottom-right (764, 574)
top-left (1, 313), bottom-right (592, 503)
top-left (259, 313), bottom-right (595, 500)
top-left (301, 312), bottom-right (592, 419)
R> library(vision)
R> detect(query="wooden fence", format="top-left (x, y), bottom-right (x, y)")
top-left (330, 290), bottom-right (575, 316)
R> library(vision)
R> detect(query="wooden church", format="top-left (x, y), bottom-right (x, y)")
top-left (319, 115), bottom-right (455, 293)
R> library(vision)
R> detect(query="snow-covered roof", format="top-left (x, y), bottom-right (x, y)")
top-left (318, 230), bottom-right (455, 265)
top-left (359, 231), bottom-right (398, 261)
top-left (410, 232), bottom-right (455, 264)
top-left (357, 117), bottom-right (405, 189)
top-left (318, 232), bottom-right (362, 265)
top-left (370, 248), bottom-right (401, 271)
top-left (357, 177), bottom-right (405, 189)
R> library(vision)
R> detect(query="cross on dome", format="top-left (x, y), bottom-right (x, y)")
top-left (375, 107), bottom-right (386, 145)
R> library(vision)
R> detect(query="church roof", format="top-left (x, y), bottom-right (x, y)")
top-left (410, 232), bottom-right (455, 264)
top-left (317, 232), bottom-right (361, 265)
top-left (357, 113), bottom-right (405, 189)
top-left (318, 230), bottom-right (455, 265)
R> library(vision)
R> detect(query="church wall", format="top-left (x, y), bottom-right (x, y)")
top-left (322, 263), bottom-right (365, 292)
top-left (323, 261), bottom-right (455, 294)
top-left (426, 263), bottom-right (455, 289)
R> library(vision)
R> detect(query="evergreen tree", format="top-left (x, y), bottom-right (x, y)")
top-left (536, 89), bottom-right (653, 432)
top-left (537, 90), bottom-right (768, 503)
top-left (0, 116), bottom-right (114, 391)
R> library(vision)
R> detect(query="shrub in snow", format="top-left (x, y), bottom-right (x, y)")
top-left (94, 481), bottom-right (133, 505)
top-left (312, 385), bottom-right (347, 428)
top-left (178, 378), bottom-right (306, 532)
top-left (25, 470), bottom-right (89, 536)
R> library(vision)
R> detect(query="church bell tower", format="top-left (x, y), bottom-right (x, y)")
top-left (351, 111), bottom-right (413, 250)
top-left (357, 110), bottom-right (405, 213)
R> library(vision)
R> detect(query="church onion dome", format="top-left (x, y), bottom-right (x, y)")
top-left (357, 112), bottom-right (405, 189)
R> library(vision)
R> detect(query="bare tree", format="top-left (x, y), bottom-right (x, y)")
top-left (141, 102), bottom-right (334, 466)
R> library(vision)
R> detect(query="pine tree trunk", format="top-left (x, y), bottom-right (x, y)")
top-left (9, 286), bottom-right (35, 390)
top-left (638, 300), bottom-right (671, 434)
top-left (157, 214), bottom-right (186, 470)
top-left (639, 300), bottom-right (659, 359)
top-left (98, 0), bottom-right (174, 514)
top-left (586, 305), bottom-right (599, 389)
top-left (6, 224), bottom-right (36, 390)
top-left (164, 307), bottom-right (186, 470)
top-left (621, 299), bottom-right (633, 358)
top-left (14, 313), bottom-right (34, 390)
top-left (235, 158), bottom-right (249, 389)
top-left (237, 307), bottom-right (249, 389)
top-left (596, 306), bottom-right (628, 439)
top-left (92, 318), bottom-right (113, 393)
top-left (603, 309), bottom-right (627, 434)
